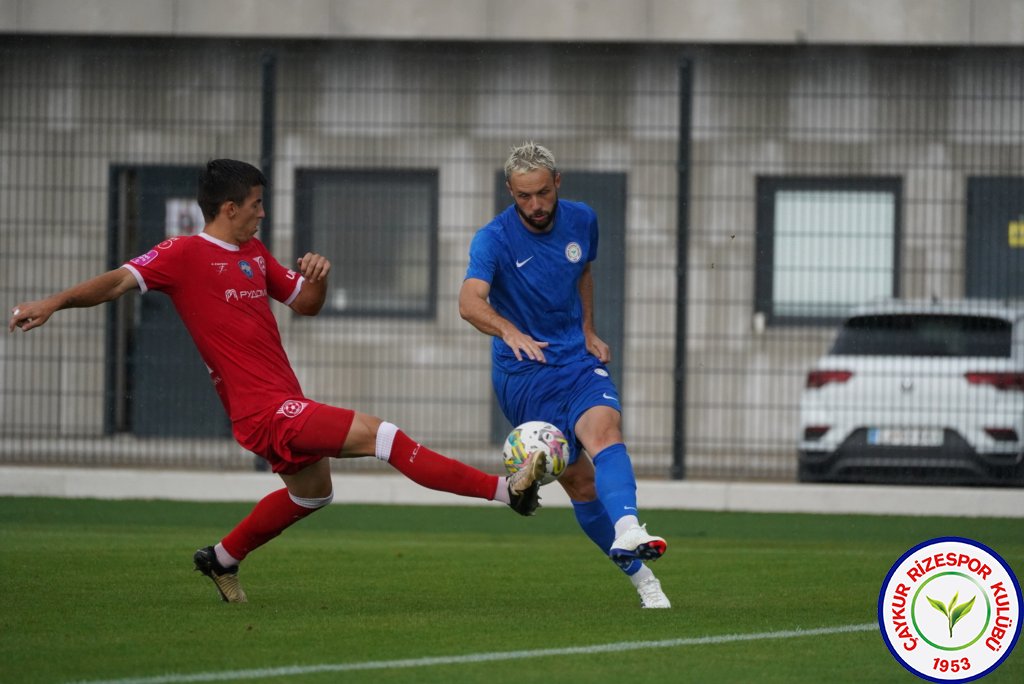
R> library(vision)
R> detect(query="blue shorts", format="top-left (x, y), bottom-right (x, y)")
top-left (492, 355), bottom-right (620, 464)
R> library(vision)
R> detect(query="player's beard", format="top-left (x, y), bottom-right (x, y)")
top-left (516, 195), bottom-right (558, 232)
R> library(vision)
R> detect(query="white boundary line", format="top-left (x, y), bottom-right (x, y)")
top-left (72, 622), bottom-right (878, 684)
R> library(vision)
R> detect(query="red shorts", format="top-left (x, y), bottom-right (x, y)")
top-left (232, 399), bottom-right (356, 475)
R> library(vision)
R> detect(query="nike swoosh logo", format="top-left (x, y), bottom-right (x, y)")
top-left (602, 393), bottom-right (619, 402)
top-left (516, 256), bottom-right (534, 268)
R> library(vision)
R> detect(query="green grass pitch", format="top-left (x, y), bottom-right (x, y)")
top-left (0, 497), bottom-right (1020, 683)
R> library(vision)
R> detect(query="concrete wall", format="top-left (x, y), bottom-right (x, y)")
top-left (2, 38), bottom-right (1022, 479)
top-left (683, 48), bottom-right (1024, 474)
top-left (2, 0), bottom-right (1024, 45)
top-left (0, 40), bottom-right (682, 474)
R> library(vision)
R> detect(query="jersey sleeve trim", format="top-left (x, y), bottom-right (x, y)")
top-left (283, 276), bottom-right (305, 306)
top-left (121, 264), bottom-right (148, 294)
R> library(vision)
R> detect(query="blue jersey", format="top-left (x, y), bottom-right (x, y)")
top-left (465, 199), bottom-right (599, 372)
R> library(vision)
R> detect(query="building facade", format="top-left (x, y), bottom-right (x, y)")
top-left (2, 2), bottom-right (1022, 479)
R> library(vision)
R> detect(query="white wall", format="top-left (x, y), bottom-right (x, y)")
top-left (2, 0), bottom-right (1024, 45)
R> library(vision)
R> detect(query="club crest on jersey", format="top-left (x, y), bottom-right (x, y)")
top-left (565, 242), bottom-right (582, 263)
top-left (277, 400), bottom-right (309, 418)
top-left (238, 260), bottom-right (254, 278)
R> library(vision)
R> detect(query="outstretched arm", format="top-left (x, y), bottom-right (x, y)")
top-left (458, 277), bottom-right (549, 363)
top-left (9, 267), bottom-right (138, 333)
top-left (578, 263), bottom-right (610, 363)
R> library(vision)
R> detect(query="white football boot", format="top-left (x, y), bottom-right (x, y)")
top-left (610, 524), bottom-right (667, 564)
top-left (636, 576), bottom-right (672, 609)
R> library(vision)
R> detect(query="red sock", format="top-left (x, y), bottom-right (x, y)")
top-left (220, 488), bottom-right (319, 561)
top-left (387, 430), bottom-right (499, 500)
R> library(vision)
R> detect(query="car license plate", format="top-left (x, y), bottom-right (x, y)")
top-left (867, 428), bottom-right (944, 447)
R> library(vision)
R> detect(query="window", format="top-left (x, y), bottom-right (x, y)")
top-left (755, 177), bottom-right (901, 325)
top-left (294, 169), bottom-right (438, 318)
top-left (831, 314), bottom-right (1012, 358)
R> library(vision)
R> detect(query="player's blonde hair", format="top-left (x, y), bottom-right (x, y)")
top-left (504, 141), bottom-right (557, 181)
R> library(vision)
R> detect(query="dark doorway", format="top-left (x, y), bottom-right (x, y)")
top-left (107, 165), bottom-right (231, 438)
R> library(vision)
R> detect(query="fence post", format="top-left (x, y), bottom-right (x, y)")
top-left (254, 51), bottom-right (277, 473)
top-left (260, 51), bottom-right (276, 247)
top-left (672, 56), bottom-right (693, 480)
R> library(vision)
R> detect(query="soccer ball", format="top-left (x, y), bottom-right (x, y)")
top-left (502, 420), bottom-right (568, 486)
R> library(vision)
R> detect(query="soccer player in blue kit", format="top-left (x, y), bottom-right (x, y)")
top-left (459, 142), bottom-right (671, 608)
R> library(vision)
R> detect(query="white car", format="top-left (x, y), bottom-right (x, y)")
top-left (798, 299), bottom-right (1024, 486)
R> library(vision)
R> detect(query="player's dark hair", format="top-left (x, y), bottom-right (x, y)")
top-left (197, 159), bottom-right (267, 222)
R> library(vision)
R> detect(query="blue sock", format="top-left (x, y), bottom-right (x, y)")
top-left (571, 498), bottom-right (642, 576)
top-left (571, 498), bottom-right (614, 551)
top-left (593, 443), bottom-right (638, 525)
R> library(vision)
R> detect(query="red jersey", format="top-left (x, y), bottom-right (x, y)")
top-left (123, 233), bottom-right (306, 422)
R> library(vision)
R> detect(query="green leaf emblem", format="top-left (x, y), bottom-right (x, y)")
top-left (927, 591), bottom-right (975, 638)
top-left (927, 596), bottom-right (948, 616)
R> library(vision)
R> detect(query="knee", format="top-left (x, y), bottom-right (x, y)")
top-left (362, 414), bottom-right (384, 432)
top-left (559, 469), bottom-right (597, 501)
top-left (282, 458), bottom-right (334, 499)
top-left (339, 413), bottom-right (385, 457)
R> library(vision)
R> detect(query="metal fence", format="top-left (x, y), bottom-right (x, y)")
top-left (1, 38), bottom-right (1021, 484)
top-left (685, 47), bottom-right (1024, 484)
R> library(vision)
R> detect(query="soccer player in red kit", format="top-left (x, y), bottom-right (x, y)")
top-left (8, 158), bottom-right (546, 603)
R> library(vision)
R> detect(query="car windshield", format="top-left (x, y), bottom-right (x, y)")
top-left (830, 314), bottom-right (1013, 357)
